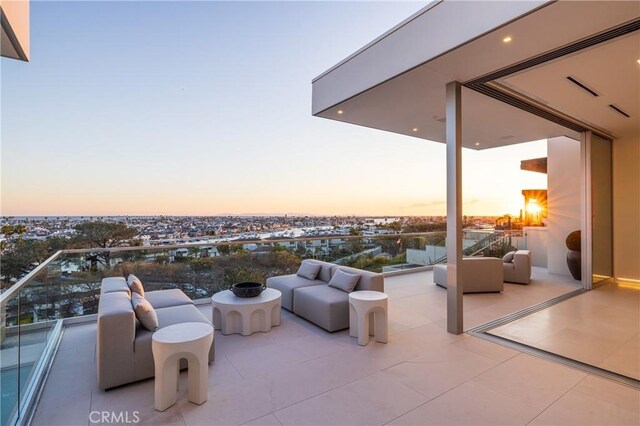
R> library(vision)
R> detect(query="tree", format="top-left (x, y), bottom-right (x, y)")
top-left (73, 221), bottom-right (138, 268)
top-left (1, 224), bottom-right (15, 237)
top-left (73, 221), bottom-right (138, 248)
top-left (0, 239), bottom-right (50, 285)
top-left (217, 244), bottom-right (231, 256)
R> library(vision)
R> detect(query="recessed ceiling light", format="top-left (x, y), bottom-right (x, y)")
top-left (637, 59), bottom-right (640, 64)
top-left (412, 128), bottom-right (418, 132)
top-left (337, 110), bottom-right (343, 115)
top-left (475, 142), bottom-right (480, 146)
top-left (503, 36), bottom-right (512, 43)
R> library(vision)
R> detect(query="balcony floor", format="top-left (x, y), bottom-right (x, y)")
top-left (32, 269), bottom-right (639, 425)
top-left (489, 279), bottom-right (640, 380)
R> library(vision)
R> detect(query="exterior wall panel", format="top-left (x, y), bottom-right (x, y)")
top-left (312, 0), bottom-right (546, 114)
top-left (1, 0), bottom-right (30, 61)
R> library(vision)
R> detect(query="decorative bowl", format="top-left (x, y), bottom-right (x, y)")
top-left (230, 282), bottom-right (266, 298)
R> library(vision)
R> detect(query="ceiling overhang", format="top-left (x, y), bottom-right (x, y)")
top-left (1, 0), bottom-right (30, 61)
top-left (312, 1), bottom-right (640, 149)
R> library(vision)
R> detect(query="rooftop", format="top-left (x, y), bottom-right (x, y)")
top-left (29, 269), bottom-right (639, 425)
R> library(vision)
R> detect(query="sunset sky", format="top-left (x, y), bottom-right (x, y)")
top-left (1, 1), bottom-right (547, 217)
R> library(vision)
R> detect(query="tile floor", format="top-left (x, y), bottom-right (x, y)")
top-left (489, 280), bottom-right (640, 380)
top-left (31, 269), bottom-right (639, 426)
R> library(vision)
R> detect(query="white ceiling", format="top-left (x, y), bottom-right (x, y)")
top-left (500, 32), bottom-right (640, 140)
top-left (314, 1), bottom-right (640, 149)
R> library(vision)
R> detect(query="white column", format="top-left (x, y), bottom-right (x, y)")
top-left (446, 81), bottom-right (463, 334)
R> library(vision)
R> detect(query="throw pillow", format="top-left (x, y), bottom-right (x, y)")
top-left (296, 261), bottom-right (322, 280)
top-left (131, 293), bottom-right (158, 331)
top-left (328, 269), bottom-right (360, 293)
top-left (503, 251), bottom-right (516, 263)
top-left (127, 274), bottom-right (145, 297)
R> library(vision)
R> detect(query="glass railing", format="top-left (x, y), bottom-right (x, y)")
top-left (1, 256), bottom-right (63, 426)
top-left (0, 229), bottom-right (528, 425)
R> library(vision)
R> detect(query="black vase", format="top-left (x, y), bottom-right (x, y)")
top-left (566, 250), bottom-right (581, 280)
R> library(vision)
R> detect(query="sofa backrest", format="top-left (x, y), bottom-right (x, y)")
top-left (461, 257), bottom-right (503, 281)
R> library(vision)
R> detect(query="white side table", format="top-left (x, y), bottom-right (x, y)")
top-left (349, 291), bottom-right (388, 346)
top-left (152, 322), bottom-right (214, 412)
top-left (211, 288), bottom-right (282, 336)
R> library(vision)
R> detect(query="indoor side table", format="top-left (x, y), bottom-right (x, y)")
top-left (211, 288), bottom-right (282, 336)
top-left (152, 322), bottom-right (214, 411)
top-left (348, 290), bottom-right (388, 346)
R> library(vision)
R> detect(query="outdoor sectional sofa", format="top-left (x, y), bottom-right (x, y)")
top-left (266, 260), bottom-right (384, 332)
top-left (502, 249), bottom-right (532, 284)
top-left (433, 257), bottom-right (504, 293)
top-left (96, 277), bottom-right (214, 390)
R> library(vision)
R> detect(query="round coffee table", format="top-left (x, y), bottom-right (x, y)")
top-left (211, 288), bottom-right (282, 336)
top-left (152, 322), bottom-right (214, 411)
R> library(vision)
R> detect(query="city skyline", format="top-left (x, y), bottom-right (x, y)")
top-left (2, 1), bottom-right (546, 217)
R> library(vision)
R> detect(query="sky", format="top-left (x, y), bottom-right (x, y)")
top-left (1, 1), bottom-right (547, 217)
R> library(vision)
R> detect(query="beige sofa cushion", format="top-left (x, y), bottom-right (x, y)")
top-left (127, 274), bottom-right (145, 297)
top-left (266, 274), bottom-right (325, 311)
top-left (293, 285), bottom-right (350, 332)
top-left (131, 293), bottom-right (158, 331)
top-left (307, 260), bottom-right (334, 282)
top-left (503, 251), bottom-right (516, 263)
top-left (297, 261), bottom-right (322, 280)
top-left (133, 304), bottom-right (215, 381)
top-left (328, 269), bottom-right (360, 293)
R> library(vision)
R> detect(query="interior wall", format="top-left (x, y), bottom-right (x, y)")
top-left (591, 134), bottom-right (613, 282)
top-left (547, 136), bottom-right (582, 276)
top-left (613, 134), bottom-right (640, 281)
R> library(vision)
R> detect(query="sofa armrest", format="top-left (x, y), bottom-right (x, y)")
top-left (101, 276), bottom-right (130, 295)
top-left (513, 250), bottom-right (531, 274)
top-left (507, 250), bottom-right (531, 284)
top-left (97, 291), bottom-right (136, 390)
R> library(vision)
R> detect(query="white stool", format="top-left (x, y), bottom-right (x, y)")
top-left (152, 322), bottom-right (214, 412)
top-left (349, 291), bottom-right (388, 346)
top-left (211, 288), bottom-right (281, 336)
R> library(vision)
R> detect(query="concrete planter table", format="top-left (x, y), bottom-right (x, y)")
top-left (348, 290), bottom-right (388, 346)
top-left (152, 322), bottom-right (214, 412)
top-left (211, 288), bottom-right (282, 336)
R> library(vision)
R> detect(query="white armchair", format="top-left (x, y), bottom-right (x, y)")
top-left (503, 250), bottom-right (531, 284)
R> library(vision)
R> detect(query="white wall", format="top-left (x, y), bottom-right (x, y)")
top-left (547, 136), bottom-right (581, 276)
top-left (523, 227), bottom-right (548, 267)
top-left (613, 134), bottom-right (640, 281)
